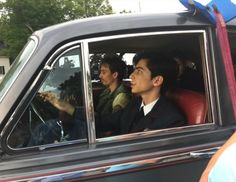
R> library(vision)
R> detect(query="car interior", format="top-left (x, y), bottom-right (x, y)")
top-left (89, 31), bottom-right (208, 129)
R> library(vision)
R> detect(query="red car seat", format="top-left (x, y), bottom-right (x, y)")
top-left (166, 88), bottom-right (207, 125)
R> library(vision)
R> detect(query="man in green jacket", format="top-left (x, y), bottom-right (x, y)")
top-left (96, 54), bottom-right (131, 116)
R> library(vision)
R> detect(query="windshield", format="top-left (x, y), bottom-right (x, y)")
top-left (0, 37), bottom-right (38, 101)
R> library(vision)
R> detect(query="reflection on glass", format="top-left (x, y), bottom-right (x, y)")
top-left (8, 48), bottom-right (88, 148)
top-left (0, 39), bottom-right (37, 100)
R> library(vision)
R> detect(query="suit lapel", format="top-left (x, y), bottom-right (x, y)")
top-left (124, 97), bottom-right (142, 133)
top-left (131, 96), bottom-right (164, 132)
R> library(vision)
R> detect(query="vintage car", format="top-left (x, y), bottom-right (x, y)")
top-left (0, 5), bottom-right (236, 182)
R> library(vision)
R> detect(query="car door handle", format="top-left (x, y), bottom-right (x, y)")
top-left (189, 147), bottom-right (220, 159)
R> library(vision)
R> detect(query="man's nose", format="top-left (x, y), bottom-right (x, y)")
top-left (99, 73), bottom-right (102, 79)
top-left (129, 72), bottom-right (134, 79)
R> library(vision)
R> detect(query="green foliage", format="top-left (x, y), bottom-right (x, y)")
top-left (0, 0), bottom-right (113, 61)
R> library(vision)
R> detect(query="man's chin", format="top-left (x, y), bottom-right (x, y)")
top-left (131, 89), bottom-right (138, 94)
top-left (101, 82), bottom-right (106, 86)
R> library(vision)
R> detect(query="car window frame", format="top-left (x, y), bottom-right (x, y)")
top-left (1, 29), bottom-right (221, 153)
top-left (0, 36), bottom-right (38, 103)
top-left (82, 29), bottom-right (219, 144)
top-left (40, 41), bottom-right (96, 145)
top-left (1, 42), bottom-right (94, 153)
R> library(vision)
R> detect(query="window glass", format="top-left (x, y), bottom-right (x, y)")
top-left (0, 39), bottom-right (37, 100)
top-left (8, 47), bottom-right (87, 148)
top-left (89, 32), bottom-right (209, 139)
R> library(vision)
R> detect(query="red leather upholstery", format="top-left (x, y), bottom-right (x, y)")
top-left (166, 89), bottom-right (207, 125)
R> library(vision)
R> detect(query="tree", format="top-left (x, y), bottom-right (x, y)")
top-left (0, 0), bottom-right (113, 61)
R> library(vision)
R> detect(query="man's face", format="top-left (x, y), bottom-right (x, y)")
top-left (99, 64), bottom-right (116, 87)
top-left (129, 59), bottom-right (155, 95)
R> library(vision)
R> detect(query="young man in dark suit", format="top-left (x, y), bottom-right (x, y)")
top-left (96, 52), bottom-right (186, 135)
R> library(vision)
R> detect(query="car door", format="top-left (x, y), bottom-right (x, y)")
top-left (83, 29), bottom-right (236, 182)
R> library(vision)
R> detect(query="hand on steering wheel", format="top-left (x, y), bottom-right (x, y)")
top-left (39, 91), bottom-right (75, 116)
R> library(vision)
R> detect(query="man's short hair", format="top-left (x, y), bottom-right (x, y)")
top-left (133, 51), bottom-right (178, 91)
top-left (100, 54), bottom-right (126, 81)
top-left (59, 72), bottom-right (82, 106)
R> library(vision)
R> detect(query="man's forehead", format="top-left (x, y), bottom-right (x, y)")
top-left (136, 59), bottom-right (148, 68)
top-left (100, 64), bottom-right (110, 70)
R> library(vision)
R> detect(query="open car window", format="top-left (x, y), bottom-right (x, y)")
top-left (7, 47), bottom-right (88, 148)
top-left (89, 30), bottom-right (212, 139)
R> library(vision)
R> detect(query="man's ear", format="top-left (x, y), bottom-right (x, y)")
top-left (152, 75), bottom-right (163, 86)
top-left (113, 72), bottom-right (118, 79)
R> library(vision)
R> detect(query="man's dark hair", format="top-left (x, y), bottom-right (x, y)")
top-left (59, 72), bottom-right (82, 106)
top-left (133, 51), bottom-right (178, 91)
top-left (100, 54), bottom-right (126, 82)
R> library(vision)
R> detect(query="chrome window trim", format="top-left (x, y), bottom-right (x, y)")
top-left (199, 30), bottom-right (217, 123)
top-left (43, 43), bottom-right (97, 144)
top-left (207, 28), bottom-right (223, 124)
top-left (50, 45), bottom-right (81, 64)
top-left (5, 44), bottom-right (91, 151)
top-left (44, 41), bottom-right (95, 144)
top-left (81, 41), bottom-right (96, 144)
top-left (97, 123), bottom-right (215, 143)
top-left (5, 39), bottom-right (97, 150)
top-left (7, 29), bottom-right (216, 149)
top-left (46, 41), bottom-right (96, 144)
top-left (0, 36), bottom-right (38, 103)
top-left (82, 30), bottom-right (215, 143)
top-left (44, 41), bottom-right (82, 69)
top-left (83, 30), bottom-right (207, 43)
top-left (2, 28), bottom-right (218, 153)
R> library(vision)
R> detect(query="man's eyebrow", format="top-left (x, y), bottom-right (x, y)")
top-left (135, 66), bottom-right (144, 70)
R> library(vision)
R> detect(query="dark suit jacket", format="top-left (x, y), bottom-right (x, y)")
top-left (97, 95), bottom-right (186, 135)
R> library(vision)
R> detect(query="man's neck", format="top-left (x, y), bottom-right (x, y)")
top-left (141, 90), bottom-right (160, 105)
top-left (109, 81), bottom-right (120, 93)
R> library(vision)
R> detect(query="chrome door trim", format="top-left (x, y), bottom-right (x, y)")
top-left (81, 41), bottom-right (96, 144)
top-left (97, 123), bottom-right (215, 143)
top-left (84, 29), bottom-right (207, 43)
top-left (9, 146), bottom-right (219, 182)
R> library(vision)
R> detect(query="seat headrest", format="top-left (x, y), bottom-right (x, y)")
top-left (166, 89), bottom-right (207, 125)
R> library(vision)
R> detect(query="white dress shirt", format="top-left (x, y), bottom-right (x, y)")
top-left (140, 98), bottom-right (159, 116)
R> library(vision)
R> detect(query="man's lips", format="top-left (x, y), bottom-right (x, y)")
top-left (130, 83), bottom-right (135, 87)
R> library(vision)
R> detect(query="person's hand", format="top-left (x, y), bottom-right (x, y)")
top-left (40, 91), bottom-right (58, 105)
top-left (39, 92), bottom-right (75, 116)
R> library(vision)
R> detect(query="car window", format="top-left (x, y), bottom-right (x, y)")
top-left (89, 31), bottom-right (211, 139)
top-left (7, 47), bottom-right (88, 148)
top-left (0, 38), bottom-right (37, 101)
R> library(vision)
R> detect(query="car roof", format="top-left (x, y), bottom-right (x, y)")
top-left (33, 12), bottom-right (212, 46)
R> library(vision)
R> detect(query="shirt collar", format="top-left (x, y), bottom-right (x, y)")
top-left (140, 98), bottom-right (159, 116)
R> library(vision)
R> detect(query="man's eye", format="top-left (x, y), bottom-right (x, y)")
top-left (136, 69), bottom-right (142, 74)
